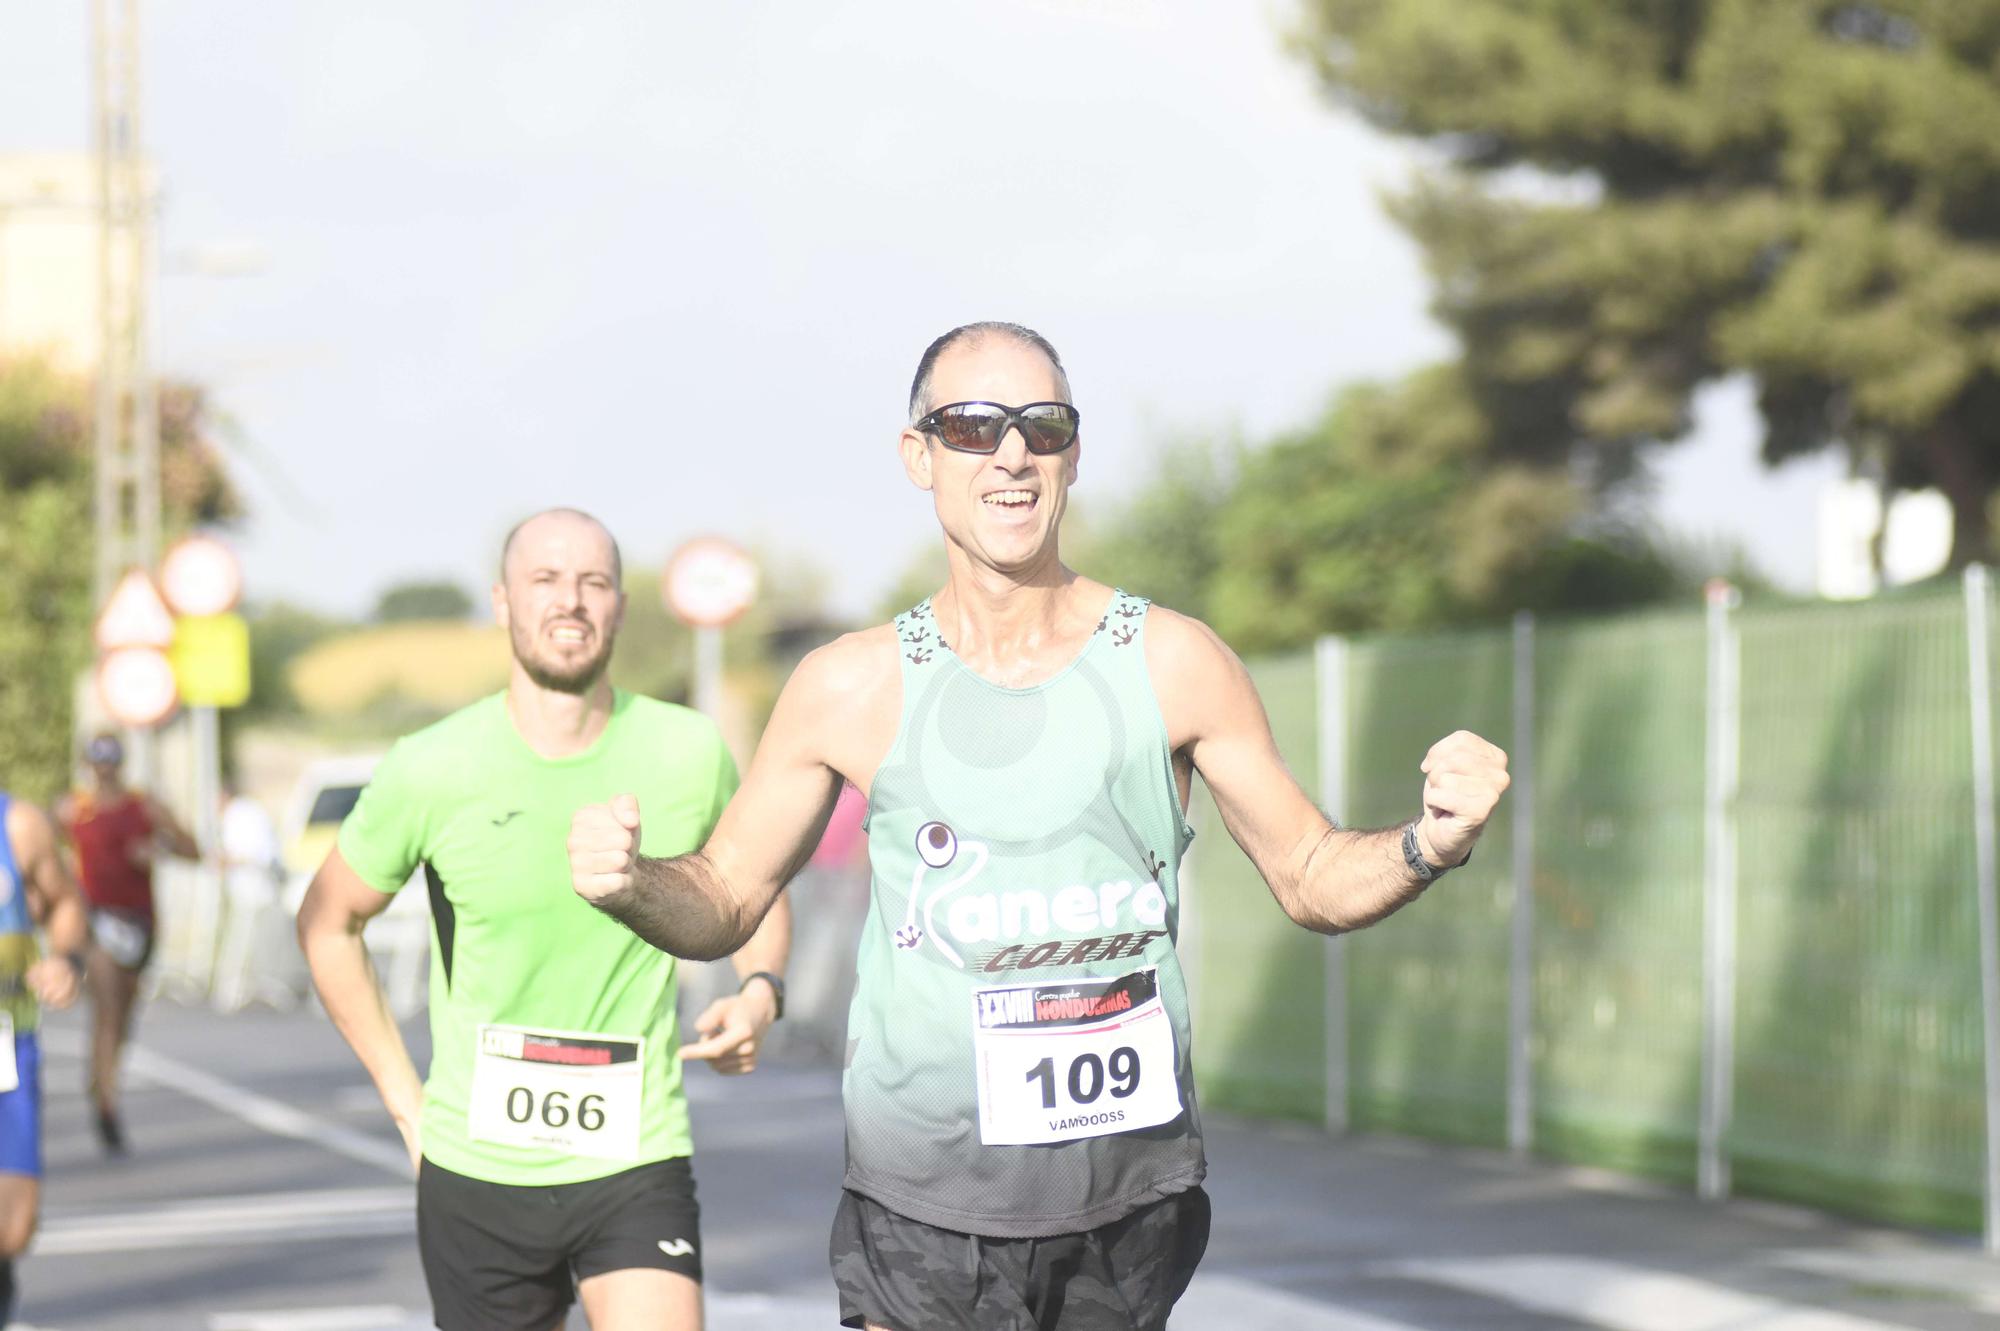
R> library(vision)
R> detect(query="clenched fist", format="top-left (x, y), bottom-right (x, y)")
top-left (570, 793), bottom-right (642, 903)
top-left (1415, 730), bottom-right (1510, 868)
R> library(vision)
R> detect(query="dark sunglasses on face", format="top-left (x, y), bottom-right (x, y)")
top-left (915, 401), bottom-right (1081, 455)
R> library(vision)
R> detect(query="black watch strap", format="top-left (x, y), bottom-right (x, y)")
top-left (1403, 821), bottom-right (1468, 883)
top-left (740, 970), bottom-right (785, 1021)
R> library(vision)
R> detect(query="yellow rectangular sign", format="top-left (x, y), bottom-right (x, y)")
top-left (171, 612), bottom-right (251, 708)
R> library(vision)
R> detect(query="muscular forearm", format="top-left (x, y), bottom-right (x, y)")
top-left (593, 850), bottom-right (755, 962)
top-left (730, 887), bottom-right (790, 982)
top-left (1275, 824), bottom-right (1431, 935)
top-left (300, 924), bottom-right (423, 1119)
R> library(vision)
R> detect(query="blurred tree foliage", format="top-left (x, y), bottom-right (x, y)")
top-left (372, 579), bottom-right (475, 623)
top-left (241, 601), bottom-right (351, 719)
top-left (1294, 0), bottom-right (2000, 566)
top-left (878, 363), bottom-right (1688, 655)
top-left (0, 358), bottom-right (237, 800)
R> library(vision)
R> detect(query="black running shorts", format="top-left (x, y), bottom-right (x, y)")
top-left (829, 1184), bottom-right (1210, 1331)
top-left (417, 1155), bottom-right (702, 1331)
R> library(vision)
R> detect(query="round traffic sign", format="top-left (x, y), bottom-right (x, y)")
top-left (97, 646), bottom-right (178, 727)
top-left (664, 537), bottom-right (759, 628)
top-left (160, 534), bottom-right (243, 617)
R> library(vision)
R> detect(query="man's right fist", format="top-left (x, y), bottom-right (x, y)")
top-left (570, 794), bottom-right (642, 903)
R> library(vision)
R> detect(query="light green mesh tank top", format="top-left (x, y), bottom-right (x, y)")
top-left (843, 589), bottom-right (1205, 1237)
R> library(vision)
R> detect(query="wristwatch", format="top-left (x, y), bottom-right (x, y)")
top-left (1402, 821), bottom-right (1468, 883)
top-left (739, 971), bottom-right (785, 1021)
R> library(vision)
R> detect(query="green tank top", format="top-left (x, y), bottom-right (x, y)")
top-left (845, 589), bottom-right (1205, 1237)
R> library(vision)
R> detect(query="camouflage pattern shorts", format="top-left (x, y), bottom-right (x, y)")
top-left (829, 1185), bottom-right (1210, 1331)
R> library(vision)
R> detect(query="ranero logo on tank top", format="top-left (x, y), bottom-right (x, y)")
top-left (892, 818), bottom-right (1171, 971)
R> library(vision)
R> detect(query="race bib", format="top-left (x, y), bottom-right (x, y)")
top-left (466, 1025), bottom-right (643, 1162)
top-left (0, 1012), bottom-right (15, 1095)
top-left (92, 911), bottom-right (150, 969)
top-left (972, 968), bottom-right (1183, 1146)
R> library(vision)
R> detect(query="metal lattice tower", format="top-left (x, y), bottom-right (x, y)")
top-left (91, 0), bottom-right (159, 611)
top-left (92, 0), bottom-right (162, 784)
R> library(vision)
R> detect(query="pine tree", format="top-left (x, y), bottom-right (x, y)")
top-left (1295, 0), bottom-right (2000, 563)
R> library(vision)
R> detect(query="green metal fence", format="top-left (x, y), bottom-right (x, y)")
top-left (1185, 578), bottom-right (2000, 1240)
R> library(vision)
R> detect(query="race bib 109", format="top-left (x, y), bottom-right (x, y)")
top-left (466, 1025), bottom-right (643, 1162)
top-left (972, 968), bottom-right (1183, 1146)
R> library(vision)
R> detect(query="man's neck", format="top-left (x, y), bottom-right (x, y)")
top-left (505, 671), bottom-right (615, 759)
top-left (933, 550), bottom-right (1103, 685)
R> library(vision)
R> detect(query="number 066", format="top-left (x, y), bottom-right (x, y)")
top-left (505, 1087), bottom-right (608, 1132)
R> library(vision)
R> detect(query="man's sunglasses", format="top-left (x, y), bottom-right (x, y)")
top-left (914, 401), bottom-right (1081, 455)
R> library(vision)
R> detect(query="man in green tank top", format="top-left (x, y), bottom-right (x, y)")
top-left (569, 327), bottom-right (1511, 1331)
top-left (299, 509), bottom-right (791, 1331)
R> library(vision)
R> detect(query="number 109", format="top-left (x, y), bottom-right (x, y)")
top-left (1024, 1047), bottom-right (1141, 1109)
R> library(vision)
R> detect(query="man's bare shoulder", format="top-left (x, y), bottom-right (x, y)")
top-left (1143, 605), bottom-right (1256, 746)
top-left (4, 797), bottom-right (54, 861)
top-left (777, 625), bottom-right (903, 735)
top-left (772, 625), bottom-right (903, 785)
top-left (1144, 604), bottom-right (1240, 675)
top-left (790, 624), bottom-right (902, 700)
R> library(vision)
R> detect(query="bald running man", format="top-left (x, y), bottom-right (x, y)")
top-left (301, 508), bottom-right (791, 1331)
top-left (570, 325), bottom-right (1509, 1330)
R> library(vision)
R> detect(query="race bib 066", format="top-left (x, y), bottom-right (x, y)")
top-left (467, 1025), bottom-right (643, 1162)
top-left (972, 968), bottom-right (1183, 1146)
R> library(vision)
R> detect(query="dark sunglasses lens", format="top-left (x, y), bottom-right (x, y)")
top-left (1020, 406), bottom-right (1078, 454)
top-left (933, 406), bottom-right (1006, 452)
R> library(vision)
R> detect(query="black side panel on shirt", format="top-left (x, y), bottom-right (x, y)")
top-left (426, 863), bottom-right (455, 989)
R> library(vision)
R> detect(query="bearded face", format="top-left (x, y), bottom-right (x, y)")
top-left (509, 601), bottom-right (616, 694)
top-left (495, 514), bottom-right (625, 696)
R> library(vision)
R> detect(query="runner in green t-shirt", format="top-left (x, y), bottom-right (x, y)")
top-left (298, 508), bottom-right (790, 1331)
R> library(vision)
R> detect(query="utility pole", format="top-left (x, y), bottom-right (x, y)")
top-left (92, 0), bottom-right (162, 784)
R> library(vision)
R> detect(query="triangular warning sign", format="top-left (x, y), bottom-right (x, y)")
top-left (95, 568), bottom-right (176, 650)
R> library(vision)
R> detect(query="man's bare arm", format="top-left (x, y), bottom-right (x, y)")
top-left (144, 794), bottom-right (200, 859)
top-left (297, 847), bottom-right (425, 1170)
top-left (10, 801), bottom-right (88, 1008)
top-left (1154, 611), bottom-right (1509, 933)
top-left (572, 636), bottom-right (884, 959)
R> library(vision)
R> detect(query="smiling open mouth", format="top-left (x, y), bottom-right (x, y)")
top-left (983, 490), bottom-right (1037, 511)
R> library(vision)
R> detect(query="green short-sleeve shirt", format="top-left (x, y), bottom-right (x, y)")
top-left (339, 690), bottom-right (737, 1186)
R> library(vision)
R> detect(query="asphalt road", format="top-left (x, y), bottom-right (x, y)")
top-left (12, 1000), bottom-right (2000, 1330)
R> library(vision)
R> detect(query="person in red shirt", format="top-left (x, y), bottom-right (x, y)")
top-left (57, 734), bottom-right (196, 1155)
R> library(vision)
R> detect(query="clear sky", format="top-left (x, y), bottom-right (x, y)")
top-left (0, 0), bottom-right (1839, 620)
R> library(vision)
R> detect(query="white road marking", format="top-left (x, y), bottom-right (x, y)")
top-left (1763, 1248), bottom-right (2000, 1313)
top-left (1381, 1255), bottom-right (1923, 1331)
top-left (36, 1029), bottom-right (411, 1176)
top-left (36, 1187), bottom-right (411, 1255)
top-left (122, 1045), bottom-right (411, 1177)
top-left (1171, 1275), bottom-right (1426, 1330)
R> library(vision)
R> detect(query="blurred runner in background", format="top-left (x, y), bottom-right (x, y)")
top-left (212, 774), bottom-right (284, 1012)
top-left (57, 733), bottom-right (197, 1156)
